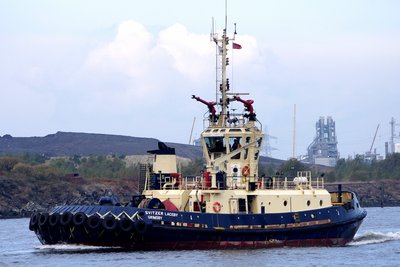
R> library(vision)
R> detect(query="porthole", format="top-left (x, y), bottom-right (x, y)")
top-left (307, 200), bottom-right (311, 206)
top-left (310, 214), bottom-right (315, 219)
top-left (319, 200), bottom-right (323, 206)
top-left (283, 200), bottom-right (287, 206)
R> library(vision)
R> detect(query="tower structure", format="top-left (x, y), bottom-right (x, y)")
top-left (307, 116), bottom-right (339, 167)
top-left (389, 117), bottom-right (400, 154)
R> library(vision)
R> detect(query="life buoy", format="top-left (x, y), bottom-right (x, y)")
top-left (242, 165), bottom-right (250, 177)
top-left (213, 202), bottom-right (221, 213)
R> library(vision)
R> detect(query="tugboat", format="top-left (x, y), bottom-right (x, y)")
top-left (29, 14), bottom-right (366, 249)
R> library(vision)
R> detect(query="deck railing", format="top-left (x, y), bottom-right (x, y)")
top-left (145, 173), bottom-right (324, 191)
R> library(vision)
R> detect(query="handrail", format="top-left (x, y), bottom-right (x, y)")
top-left (144, 174), bottom-right (325, 191)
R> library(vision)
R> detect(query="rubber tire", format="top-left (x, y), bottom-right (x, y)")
top-left (102, 215), bottom-right (117, 230)
top-left (73, 212), bottom-right (87, 226)
top-left (38, 213), bottom-right (49, 227)
top-left (119, 217), bottom-right (134, 232)
top-left (29, 212), bottom-right (40, 231)
top-left (134, 220), bottom-right (147, 235)
top-left (60, 212), bottom-right (73, 226)
top-left (87, 214), bottom-right (102, 230)
top-left (49, 213), bottom-right (60, 227)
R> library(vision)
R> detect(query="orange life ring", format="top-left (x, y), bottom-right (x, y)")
top-left (242, 165), bottom-right (250, 177)
top-left (213, 202), bottom-right (221, 213)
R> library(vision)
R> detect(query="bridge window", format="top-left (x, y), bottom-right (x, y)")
top-left (256, 137), bottom-right (263, 148)
top-left (254, 150), bottom-right (259, 160)
top-left (229, 137), bottom-right (242, 159)
top-left (204, 137), bottom-right (226, 157)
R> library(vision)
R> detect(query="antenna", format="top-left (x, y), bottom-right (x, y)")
top-left (208, 0), bottom-right (239, 126)
top-left (210, 17), bottom-right (215, 42)
top-left (292, 104), bottom-right (296, 159)
top-left (225, 0), bottom-right (228, 30)
top-left (389, 117), bottom-right (400, 154)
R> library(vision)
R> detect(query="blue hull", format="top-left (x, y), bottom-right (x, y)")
top-left (30, 197), bottom-right (366, 249)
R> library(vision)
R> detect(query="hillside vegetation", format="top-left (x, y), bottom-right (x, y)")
top-left (1, 152), bottom-right (399, 218)
top-left (1, 152), bottom-right (399, 182)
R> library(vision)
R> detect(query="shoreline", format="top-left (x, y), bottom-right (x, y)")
top-left (1, 177), bottom-right (399, 219)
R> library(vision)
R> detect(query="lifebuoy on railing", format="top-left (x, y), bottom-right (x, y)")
top-left (213, 202), bottom-right (221, 213)
top-left (242, 165), bottom-right (250, 177)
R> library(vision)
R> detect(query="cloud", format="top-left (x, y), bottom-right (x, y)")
top-left (158, 23), bottom-right (214, 81)
top-left (82, 20), bottom-right (265, 113)
top-left (85, 21), bottom-right (153, 78)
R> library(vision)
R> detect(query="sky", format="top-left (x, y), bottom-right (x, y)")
top-left (0, 0), bottom-right (399, 160)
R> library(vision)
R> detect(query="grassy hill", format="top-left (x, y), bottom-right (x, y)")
top-left (0, 131), bottom-right (282, 165)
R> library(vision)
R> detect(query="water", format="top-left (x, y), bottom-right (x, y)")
top-left (1, 207), bottom-right (399, 267)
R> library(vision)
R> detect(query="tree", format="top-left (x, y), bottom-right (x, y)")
top-left (181, 158), bottom-right (205, 176)
top-left (277, 159), bottom-right (307, 178)
top-left (0, 157), bottom-right (19, 172)
top-left (49, 158), bottom-right (78, 175)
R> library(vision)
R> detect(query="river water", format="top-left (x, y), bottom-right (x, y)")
top-left (1, 207), bottom-right (399, 267)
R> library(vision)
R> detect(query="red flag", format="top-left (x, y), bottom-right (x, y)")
top-left (232, 42), bottom-right (242, 49)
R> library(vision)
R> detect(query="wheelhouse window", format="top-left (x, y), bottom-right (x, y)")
top-left (256, 137), bottom-right (263, 148)
top-left (254, 137), bottom-right (262, 160)
top-left (229, 137), bottom-right (242, 159)
top-left (204, 137), bottom-right (226, 158)
top-left (244, 137), bottom-right (251, 159)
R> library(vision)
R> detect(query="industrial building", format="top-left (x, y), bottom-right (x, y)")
top-left (306, 116), bottom-right (339, 167)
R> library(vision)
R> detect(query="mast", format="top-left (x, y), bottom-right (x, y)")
top-left (194, 3), bottom-right (264, 191)
top-left (220, 28), bottom-right (228, 124)
top-left (212, 0), bottom-right (235, 126)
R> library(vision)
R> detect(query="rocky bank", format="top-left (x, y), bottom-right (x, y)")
top-left (0, 176), bottom-right (139, 218)
top-left (1, 177), bottom-right (399, 219)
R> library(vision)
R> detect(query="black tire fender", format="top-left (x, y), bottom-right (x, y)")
top-left (73, 212), bottom-right (87, 226)
top-left (87, 214), bottom-right (102, 230)
top-left (102, 215), bottom-right (117, 230)
top-left (119, 217), bottom-right (134, 232)
top-left (38, 213), bottom-right (49, 227)
top-left (29, 212), bottom-right (40, 231)
top-left (134, 220), bottom-right (147, 234)
top-left (49, 213), bottom-right (60, 227)
top-left (60, 212), bottom-right (73, 226)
